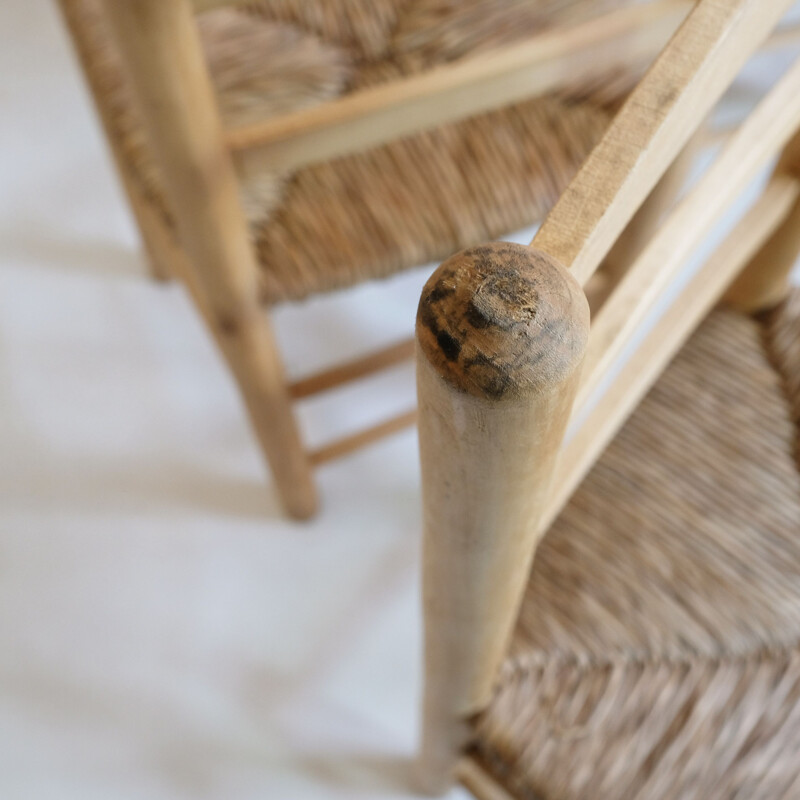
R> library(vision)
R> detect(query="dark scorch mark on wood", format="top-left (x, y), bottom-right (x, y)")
top-left (416, 243), bottom-right (589, 399)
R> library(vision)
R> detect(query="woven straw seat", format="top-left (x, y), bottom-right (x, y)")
top-left (469, 293), bottom-right (800, 799)
top-left (69, 0), bottom-right (633, 305)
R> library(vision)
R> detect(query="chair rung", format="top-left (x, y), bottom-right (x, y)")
top-left (309, 409), bottom-right (417, 467)
top-left (289, 339), bottom-right (415, 400)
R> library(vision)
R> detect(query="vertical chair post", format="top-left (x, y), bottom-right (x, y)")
top-left (101, 0), bottom-right (317, 518)
top-left (56, 0), bottom-right (175, 282)
top-left (726, 130), bottom-right (800, 312)
top-left (415, 243), bottom-right (589, 794)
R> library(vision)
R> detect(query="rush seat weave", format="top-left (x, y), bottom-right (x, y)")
top-left (66, 0), bottom-right (635, 304)
top-left (470, 293), bottom-right (800, 799)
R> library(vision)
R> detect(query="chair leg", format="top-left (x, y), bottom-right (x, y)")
top-left (118, 200), bottom-right (317, 518)
top-left (99, 0), bottom-right (318, 518)
top-left (415, 243), bottom-right (589, 794)
top-left (142, 233), bottom-right (318, 519)
top-left (212, 307), bottom-right (319, 520)
top-left (124, 174), bottom-right (178, 282)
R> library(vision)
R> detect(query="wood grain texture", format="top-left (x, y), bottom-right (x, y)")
top-left (576, 57), bottom-right (800, 414)
top-left (416, 3), bottom-right (798, 791)
top-left (542, 173), bottom-right (800, 536)
top-left (533, 0), bottom-right (796, 284)
top-left (416, 244), bottom-right (587, 401)
top-left (101, 0), bottom-right (317, 518)
top-left (473, 297), bottom-right (800, 800)
top-left (416, 243), bottom-right (588, 794)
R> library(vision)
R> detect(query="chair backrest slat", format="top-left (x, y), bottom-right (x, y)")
top-left (543, 170), bottom-right (800, 534)
top-left (574, 55), bottom-right (800, 416)
top-left (532, 0), bottom-right (796, 285)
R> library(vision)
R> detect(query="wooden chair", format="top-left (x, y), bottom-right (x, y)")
top-left (416, 0), bottom-right (800, 796)
top-left (55, 0), bottom-right (709, 518)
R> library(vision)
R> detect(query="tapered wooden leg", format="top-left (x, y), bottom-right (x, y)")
top-left (415, 243), bottom-right (589, 794)
top-left (101, 0), bottom-right (317, 518)
top-left (726, 131), bottom-right (800, 312)
top-left (125, 178), bottom-right (176, 282)
top-left (211, 306), bottom-right (318, 520)
top-left (166, 240), bottom-right (316, 519)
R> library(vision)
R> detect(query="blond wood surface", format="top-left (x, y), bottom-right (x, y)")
top-left (416, 244), bottom-right (589, 794)
top-left (601, 126), bottom-right (702, 287)
top-left (576, 58), bottom-right (800, 413)
top-left (56, 0), bottom-right (177, 282)
top-left (540, 173), bottom-right (800, 536)
top-left (228, 1), bottom-right (689, 174)
top-left (415, 3), bottom-right (796, 792)
top-left (101, 0), bottom-right (317, 519)
top-left (289, 339), bottom-right (414, 401)
top-left (533, 0), bottom-right (795, 285)
top-left (726, 130), bottom-right (800, 312)
top-left (307, 409), bottom-right (417, 467)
